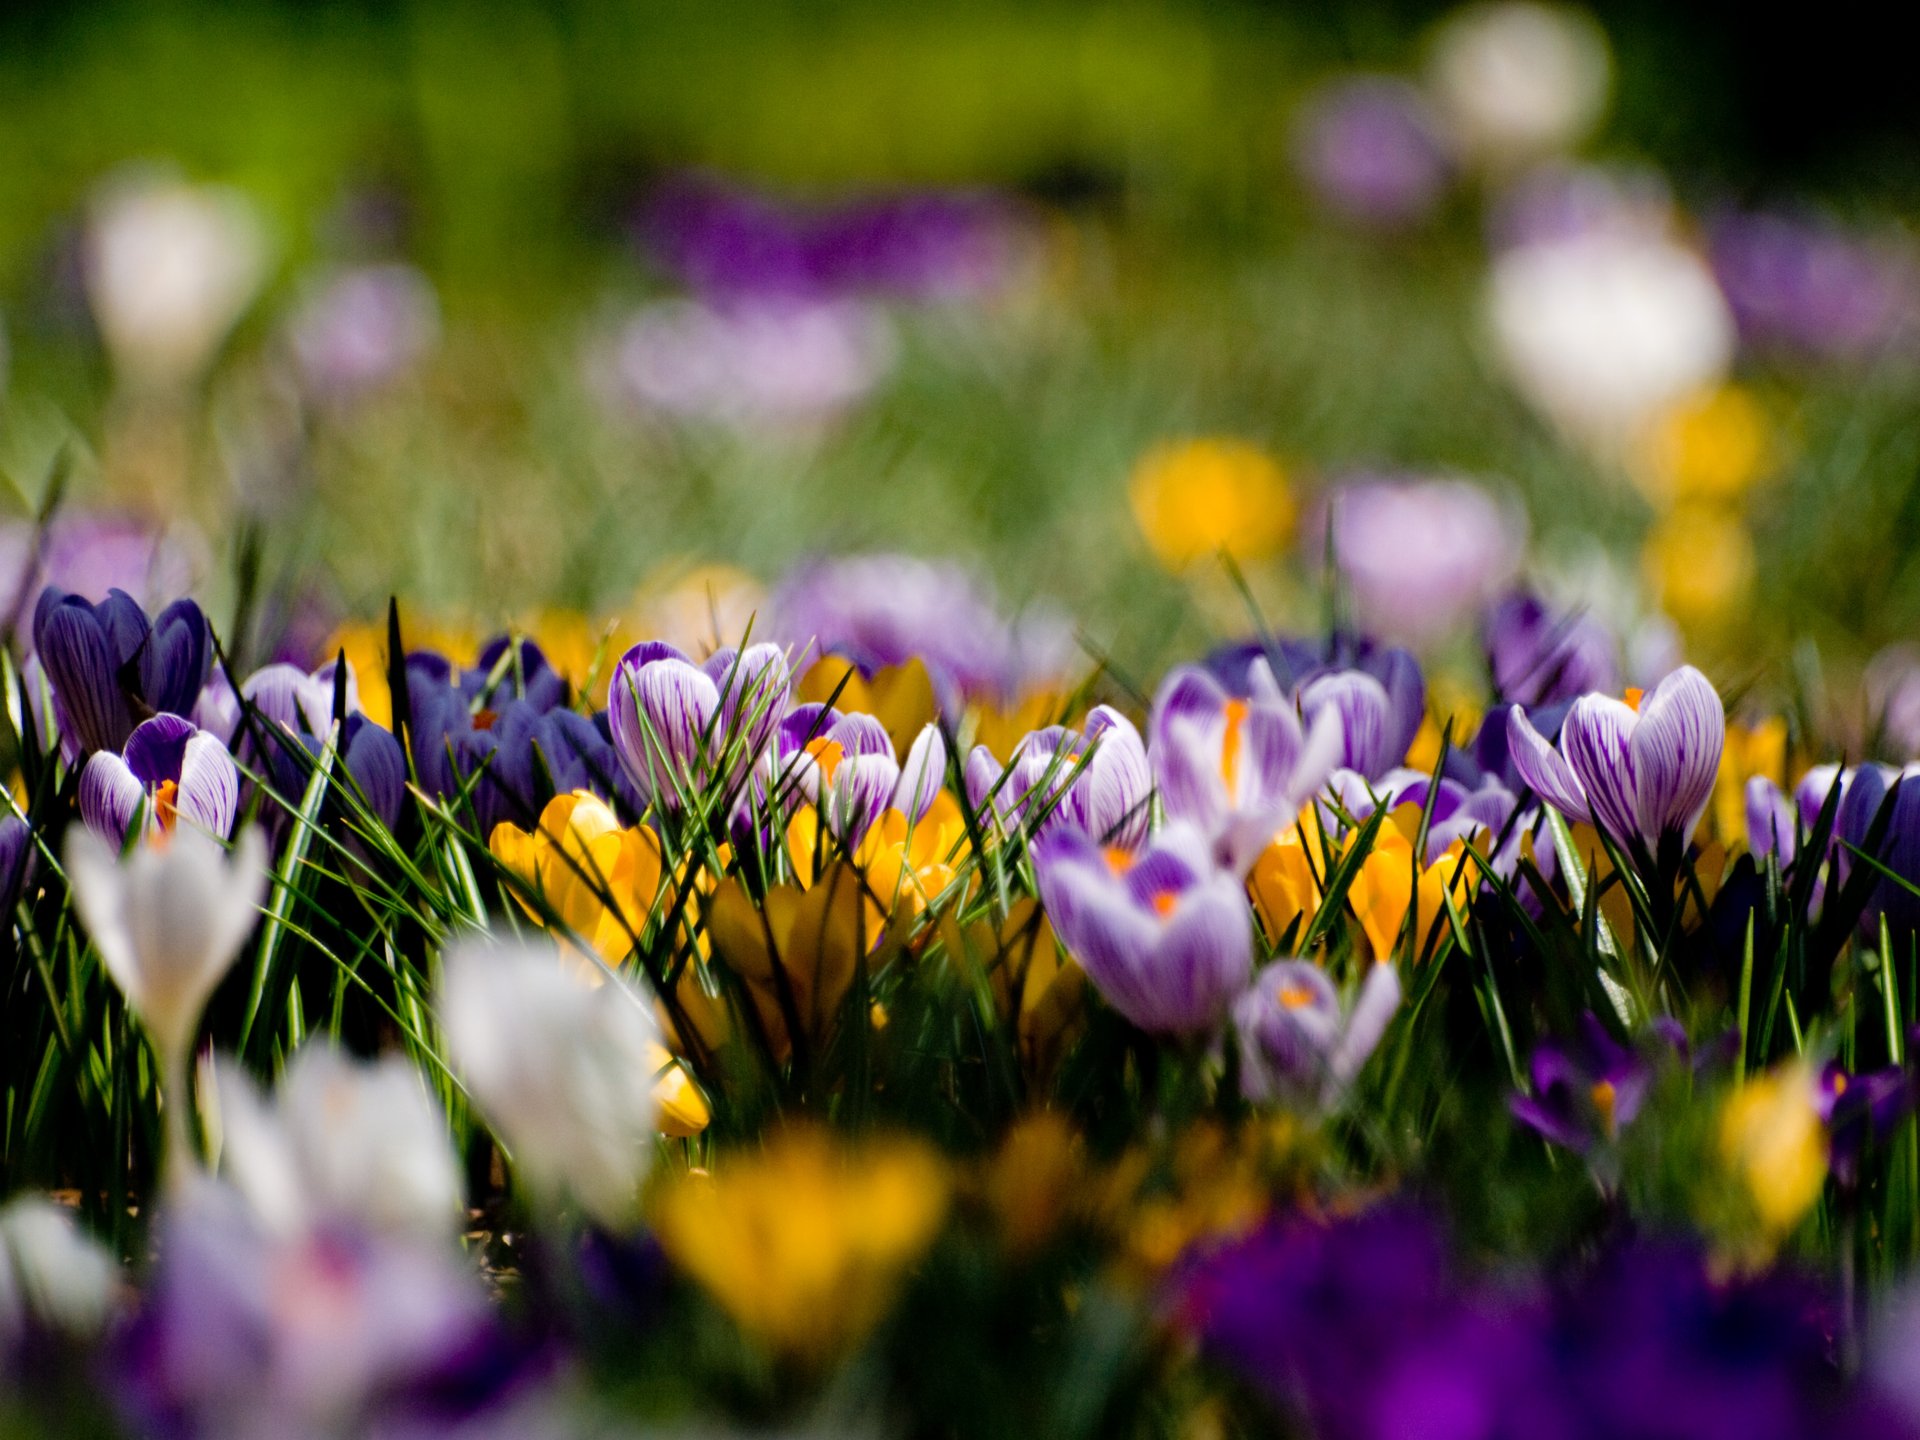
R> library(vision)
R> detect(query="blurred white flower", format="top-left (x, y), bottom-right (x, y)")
top-left (0, 1197), bottom-right (118, 1347)
top-left (210, 1045), bottom-right (463, 1242)
top-left (66, 826), bottom-right (268, 1179)
top-left (591, 297), bottom-right (894, 428)
top-left (1489, 231), bottom-right (1735, 449)
top-left (84, 167), bottom-right (268, 389)
top-left (438, 935), bottom-right (661, 1228)
top-left (287, 263), bottom-right (439, 401)
top-left (1427, 3), bottom-right (1612, 163)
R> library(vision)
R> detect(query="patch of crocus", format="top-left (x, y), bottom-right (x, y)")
top-left (650, 1126), bottom-right (950, 1368)
top-left (1424, 1), bottom-right (1612, 163)
top-left (1127, 438), bottom-right (1296, 572)
top-left (1510, 1013), bottom-right (1658, 1155)
top-left (438, 935), bottom-right (662, 1228)
top-left (83, 166), bottom-right (267, 390)
top-left (79, 712), bottom-right (239, 845)
top-left (65, 826), bottom-right (268, 1184)
top-left (1507, 664), bottom-right (1726, 857)
top-left (1718, 1061), bottom-right (1828, 1247)
top-left (32, 587), bottom-right (210, 757)
top-left (1032, 822), bottom-right (1253, 1038)
top-left (489, 790), bottom-right (665, 966)
top-left (1488, 229), bottom-right (1736, 451)
top-left (1151, 660), bottom-right (1341, 875)
top-left (285, 262), bottom-right (439, 401)
top-left (211, 1045), bottom-right (463, 1242)
top-left (1484, 588), bottom-right (1620, 706)
top-left (1233, 959), bottom-right (1401, 1109)
top-left (1292, 76), bottom-right (1452, 229)
top-left (789, 788), bottom-right (968, 922)
top-left (1319, 475), bottom-right (1525, 650)
top-left (592, 296), bottom-right (895, 428)
top-left (110, 1182), bottom-right (541, 1439)
top-left (964, 704), bottom-right (1151, 848)
top-left (607, 639), bottom-right (790, 816)
top-left (773, 553), bottom-right (1073, 711)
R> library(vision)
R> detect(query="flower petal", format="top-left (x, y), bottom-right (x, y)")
top-left (1506, 705), bottom-right (1593, 827)
top-left (1628, 664), bottom-right (1725, 847)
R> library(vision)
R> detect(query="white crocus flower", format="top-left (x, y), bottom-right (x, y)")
top-left (66, 826), bottom-right (268, 1183)
top-left (84, 167), bottom-right (267, 390)
top-left (210, 1045), bottom-right (464, 1242)
top-left (1488, 230), bottom-right (1735, 452)
top-left (1427, 2), bottom-right (1612, 164)
top-left (1, 1197), bottom-right (118, 1347)
top-left (438, 935), bottom-right (661, 1229)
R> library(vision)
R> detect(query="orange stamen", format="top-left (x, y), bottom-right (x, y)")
top-left (152, 779), bottom-right (180, 833)
top-left (1623, 687), bottom-right (1644, 713)
top-left (1279, 983), bottom-right (1316, 1010)
top-left (1103, 846), bottom-right (1134, 875)
top-left (1151, 891), bottom-right (1179, 917)
top-left (1589, 1078), bottom-right (1618, 1135)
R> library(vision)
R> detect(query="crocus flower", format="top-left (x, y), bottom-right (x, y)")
top-left (1032, 822), bottom-right (1253, 1038)
top-left (1207, 632), bottom-right (1427, 775)
top-left (285, 262), bottom-right (439, 401)
top-left (0, 816), bottom-right (34, 920)
top-left (781, 710), bottom-right (946, 846)
top-left (1299, 668), bottom-right (1412, 783)
top-left (1291, 76), bottom-right (1452, 229)
top-left (1835, 764), bottom-right (1920, 938)
top-left (212, 1045), bottom-right (463, 1241)
top-left (1233, 959), bottom-right (1401, 1108)
top-left (488, 790), bottom-right (665, 966)
top-left (0, 511), bottom-right (204, 620)
top-left (0, 1197), bottom-right (118, 1360)
top-left (1510, 1013), bottom-right (1658, 1155)
top-left (1709, 209), bottom-right (1920, 364)
top-left (1507, 665), bottom-right (1726, 855)
top-left (1127, 438), bottom-right (1296, 571)
top-left (964, 705), bottom-right (1151, 848)
top-left (1151, 661), bottom-right (1342, 875)
top-left (651, 1126), bottom-right (950, 1367)
top-left (1818, 1060), bottom-right (1916, 1190)
top-left (1425, 1), bottom-right (1612, 162)
top-left (607, 640), bottom-right (790, 816)
top-left (79, 713), bottom-right (239, 844)
top-left (32, 587), bottom-right (210, 756)
top-left (438, 935), bottom-right (662, 1228)
top-left (65, 826), bottom-right (268, 1181)
top-left (1484, 588), bottom-right (1620, 706)
top-left (110, 1182), bottom-right (540, 1439)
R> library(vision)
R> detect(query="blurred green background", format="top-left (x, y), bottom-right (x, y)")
top-left (3, 0), bottom-right (1919, 687)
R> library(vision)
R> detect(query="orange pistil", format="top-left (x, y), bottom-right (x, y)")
top-left (1590, 1078), bottom-right (1618, 1136)
top-left (1278, 983), bottom-right (1316, 1010)
top-left (805, 737), bottom-right (846, 782)
top-left (1103, 846), bottom-right (1135, 875)
top-left (1151, 891), bottom-right (1179, 917)
top-left (472, 708), bottom-right (499, 732)
top-left (151, 778), bottom-right (181, 833)
top-left (1219, 699), bottom-right (1250, 787)
top-left (1623, 687), bottom-right (1644, 713)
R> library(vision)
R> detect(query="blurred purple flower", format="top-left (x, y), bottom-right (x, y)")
top-left (1510, 1012), bottom-right (1662, 1155)
top-left (1320, 476), bottom-right (1524, 649)
top-left (964, 705), bottom-right (1151, 849)
top-left (1292, 77), bottom-right (1453, 229)
top-left (1233, 959), bottom-right (1401, 1108)
top-left (1710, 209), bottom-right (1920, 364)
top-left (1867, 645), bottom-right (1920, 760)
top-left (1484, 589), bottom-right (1620, 707)
top-left (1818, 1060), bottom-right (1916, 1190)
top-left (640, 173), bottom-right (1024, 303)
top-left (1033, 822), bottom-right (1252, 1037)
top-left (1, 815), bottom-right (34, 919)
top-left (1487, 162), bottom-right (1675, 252)
top-left (287, 262), bottom-right (439, 401)
top-left (1507, 664), bottom-right (1725, 854)
top-left (1150, 659), bottom-right (1341, 875)
top-left (79, 712), bottom-right (238, 844)
top-left (2, 513), bottom-right (204, 620)
top-left (772, 554), bottom-right (1073, 708)
top-left (592, 296), bottom-right (894, 427)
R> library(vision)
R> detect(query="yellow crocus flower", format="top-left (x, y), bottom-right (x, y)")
top-left (489, 791), bottom-right (663, 966)
top-left (1718, 1062), bottom-right (1827, 1244)
top-left (1128, 438), bottom-right (1295, 572)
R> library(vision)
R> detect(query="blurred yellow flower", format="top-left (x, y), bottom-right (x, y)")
top-left (1109, 1121), bottom-right (1274, 1278)
top-left (1718, 1063), bottom-right (1827, 1242)
top-left (1129, 438), bottom-right (1295, 572)
top-left (515, 608), bottom-right (625, 696)
top-left (983, 1110), bottom-right (1087, 1258)
top-left (630, 561), bottom-right (768, 658)
top-left (326, 617), bottom-right (481, 731)
top-left (1248, 808), bottom-right (1328, 946)
top-left (1714, 716), bottom-right (1789, 850)
top-left (970, 687), bottom-right (1085, 765)
top-left (489, 791), bottom-right (663, 966)
top-left (707, 865), bottom-right (868, 1063)
top-left (652, 1127), bottom-right (950, 1365)
top-left (648, 1040), bottom-right (710, 1139)
top-left (1641, 384), bottom-right (1774, 502)
top-left (797, 656), bottom-right (939, 760)
top-left (1643, 503), bottom-right (1755, 628)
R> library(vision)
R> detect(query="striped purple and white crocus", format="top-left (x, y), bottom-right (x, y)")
top-left (606, 641), bottom-right (790, 814)
top-left (785, 710), bottom-right (947, 844)
top-left (1506, 665), bottom-right (1725, 855)
top-left (1033, 822), bottom-right (1252, 1038)
top-left (79, 713), bottom-right (239, 845)
top-left (1150, 660), bottom-right (1342, 875)
top-left (964, 706), bottom-right (1151, 849)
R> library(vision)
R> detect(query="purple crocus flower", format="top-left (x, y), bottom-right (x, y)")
top-left (783, 709), bottom-right (946, 844)
top-left (1033, 822), bottom-right (1252, 1037)
top-left (964, 705), bottom-right (1151, 848)
top-left (1233, 959), bottom-right (1401, 1109)
top-left (1298, 669), bottom-right (1410, 783)
top-left (1, 816), bottom-right (34, 918)
top-left (1484, 588), bottom-right (1621, 707)
top-left (1835, 764), bottom-right (1920, 938)
top-left (606, 640), bottom-right (790, 815)
top-left (1507, 664), bottom-right (1725, 855)
top-left (1320, 476), bottom-right (1524, 650)
top-left (31, 587), bottom-right (210, 757)
top-left (286, 262), bottom-right (439, 401)
top-left (1818, 1061), bottom-right (1917, 1190)
top-left (1208, 633), bottom-right (1426, 775)
top-left (1510, 1013), bottom-right (1660, 1155)
top-left (1291, 76), bottom-right (1453, 230)
top-left (78, 713), bottom-right (238, 844)
top-left (1150, 661), bottom-right (1342, 875)
top-left (1709, 209), bottom-right (1920, 364)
